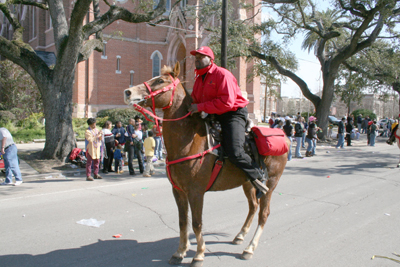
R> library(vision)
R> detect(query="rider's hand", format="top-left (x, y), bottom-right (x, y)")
top-left (189, 104), bottom-right (199, 114)
top-left (1, 148), bottom-right (5, 155)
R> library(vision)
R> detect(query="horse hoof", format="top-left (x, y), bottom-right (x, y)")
top-left (241, 251), bottom-right (253, 260)
top-left (232, 237), bottom-right (244, 245)
top-left (169, 256), bottom-right (184, 265)
top-left (190, 259), bottom-right (204, 267)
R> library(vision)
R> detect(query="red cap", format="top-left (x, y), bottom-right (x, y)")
top-left (368, 121), bottom-right (373, 125)
top-left (190, 46), bottom-right (215, 60)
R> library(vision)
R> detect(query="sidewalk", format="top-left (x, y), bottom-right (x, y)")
top-left (0, 142), bottom-right (166, 183)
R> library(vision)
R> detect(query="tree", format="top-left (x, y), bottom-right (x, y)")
top-left (0, 0), bottom-right (167, 158)
top-left (335, 69), bottom-right (367, 115)
top-left (251, 0), bottom-right (400, 137)
top-left (343, 40), bottom-right (400, 118)
top-left (0, 60), bottom-right (43, 120)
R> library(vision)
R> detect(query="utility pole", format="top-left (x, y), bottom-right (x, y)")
top-left (221, 0), bottom-right (227, 68)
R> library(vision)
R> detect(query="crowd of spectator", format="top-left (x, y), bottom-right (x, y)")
top-left (84, 116), bottom-right (162, 181)
top-left (269, 112), bottom-right (400, 161)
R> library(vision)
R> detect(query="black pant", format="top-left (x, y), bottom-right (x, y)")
top-left (103, 141), bottom-right (115, 171)
top-left (346, 133), bottom-right (351, 146)
top-left (127, 142), bottom-right (144, 174)
top-left (216, 107), bottom-right (259, 181)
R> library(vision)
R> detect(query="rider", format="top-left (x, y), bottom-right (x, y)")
top-left (188, 46), bottom-right (268, 195)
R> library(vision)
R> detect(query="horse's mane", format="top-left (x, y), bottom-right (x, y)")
top-left (161, 65), bottom-right (174, 75)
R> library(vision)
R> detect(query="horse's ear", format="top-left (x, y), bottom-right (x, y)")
top-left (173, 61), bottom-right (180, 78)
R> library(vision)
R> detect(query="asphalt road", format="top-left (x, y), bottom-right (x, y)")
top-left (1, 135), bottom-right (400, 267)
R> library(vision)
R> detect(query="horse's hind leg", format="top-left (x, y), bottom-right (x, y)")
top-left (169, 188), bottom-right (190, 265)
top-left (188, 192), bottom-right (206, 267)
top-left (233, 182), bottom-right (259, 245)
top-left (242, 188), bottom-right (273, 260)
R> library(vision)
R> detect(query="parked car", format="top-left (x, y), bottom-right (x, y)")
top-left (328, 116), bottom-right (341, 126)
top-left (378, 119), bottom-right (395, 128)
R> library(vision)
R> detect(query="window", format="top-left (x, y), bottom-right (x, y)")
top-left (116, 55), bottom-right (121, 74)
top-left (180, 0), bottom-right (187, 8)
top-left (31, 7), bottom-right (36, 38)
top-left (101, 41), bottom-right (107, 59)
top-left (150, 51), bottom-right (163, 77)
top-left (130, 70), bottom-right (135, 87)
top-left (47, 13), bottom-right (52, 30)
top-left (154, 0), bottom-right (171, 14)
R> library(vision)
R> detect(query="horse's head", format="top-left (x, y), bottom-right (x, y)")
top-left (124, 62), bottom-right (181, 109)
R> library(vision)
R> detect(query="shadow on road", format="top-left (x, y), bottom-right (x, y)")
top-left (0, 234), bottom-right (245, 267)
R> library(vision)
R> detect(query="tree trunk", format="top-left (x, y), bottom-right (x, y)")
top-left (315, 74), bottom-right (336, 139)
top-left (41, 78), bottom-right (77, 159)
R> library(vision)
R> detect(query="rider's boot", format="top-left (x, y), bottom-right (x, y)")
top-left (250, 169), bottom-right (268, 197)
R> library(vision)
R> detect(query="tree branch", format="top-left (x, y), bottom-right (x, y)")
top-left (11, 0), bottom-right (48, 9)
top-left (250, 49), bottom-right (320, 106)
top-left (47, 0), bottom-right (69, 55)
top-left (0, 36), bottom-right (50, 92)
top-left (262, 0), bottom-right (299, 3)
top-left (83, 0), bottom-right (166, 39)
top-left (78, 39), bottom-right (103, 63)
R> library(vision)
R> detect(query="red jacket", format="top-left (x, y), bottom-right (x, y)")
top-left (191, 64), bottom-right (248, 115)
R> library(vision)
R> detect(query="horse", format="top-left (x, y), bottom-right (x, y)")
top-left (124, 62), bottom-right (289, 267)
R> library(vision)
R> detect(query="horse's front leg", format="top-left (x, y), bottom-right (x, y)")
top-left (188, 192), bottom-right (205, 267)
top-left (169, 188), bottom-right (190, 265)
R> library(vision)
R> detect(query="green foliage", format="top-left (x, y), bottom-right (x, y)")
top-left (16, 112), bottom-right (44, 129)
top-left (0, 110), bottom-right (16, 123)
top-left (0, 60), bottom-right (43, 120)
top-left (72, 117), bottom-right (109, 139)
top-left (10, 127), bottom-right (46, 143)
top-left (96, 108), bottom-right (140, 125)
top-left (351, 109), bottom-right (376, 121)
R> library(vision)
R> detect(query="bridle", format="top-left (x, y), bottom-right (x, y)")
top-left (132, 74), bottom-right (191, 130)
top-left (131, 74), bottom-right (221, 192)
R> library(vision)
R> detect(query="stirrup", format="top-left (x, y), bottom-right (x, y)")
top-left (250, 179), bottom-right (269, 196)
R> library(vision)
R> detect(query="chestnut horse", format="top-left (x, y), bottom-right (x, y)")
top-left (124, 62), bottom-right (289, 267)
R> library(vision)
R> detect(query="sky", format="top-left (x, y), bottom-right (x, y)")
top-left (262, 2), bottom-right (330, 98)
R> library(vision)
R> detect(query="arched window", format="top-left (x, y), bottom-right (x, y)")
top-left (153, 0), bottom-right (171, 14)
top-left (151, 51), bottom-right (163, 77)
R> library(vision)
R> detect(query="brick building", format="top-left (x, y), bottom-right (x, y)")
top-left (0, 0), bottom-right (263, 121)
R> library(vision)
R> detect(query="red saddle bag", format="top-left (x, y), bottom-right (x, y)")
top-left (251, 126), bottom-right (289, 156)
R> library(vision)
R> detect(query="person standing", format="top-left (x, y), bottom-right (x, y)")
top-left (113, 144), bottom-right (124, 174)
top-left (152, 121), bottom-right (163, 160)
top-left (305, 116), bottom-right (318, 157)
top-left (143, 131), bottom-right (156, 177)
top-left (346, 117), bottom-right (354, 146)
top-left (370, 121), bottom-right (378, 146)
top-left (0, 128), bottom-right (22, 186)
top-left (283, 116), bottom-right (293, 161)
top-left (274, 118), bottom-right (284, 129)
top-left (302, 120), bottom-right (308, 148)
top-left (85, 118), bottom-right (103, 181)
top-left (112, 121), bottom-right (126, 147)
top-left (361, 116), bottom-right (368, 134)
top-left (367, 121), bottom-right (373, 145)
top-left (357, 114), bottom-right (363, 132)
top-left (126, 118), bottom-right (137, 175)
top-left (187, 46), bottom-right (268, 194)
top-left (134, 122), bottom-right (144, 174)
top-left (102, 121), bottom-right (115, 174)
top-left (294, 117), bottom-right (304, 158)
top-left (336, 117), bottom-right (346, 149)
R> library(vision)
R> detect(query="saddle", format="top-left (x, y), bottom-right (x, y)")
top-left (203, 113), bottom-right (288, 183)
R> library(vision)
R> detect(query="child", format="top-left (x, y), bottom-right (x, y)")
top-left (114, 144), bottom-right (124, 174)
top-left (328, 123), bottom-right (333, 138)
top-left (143, 131), bottom-right (156, 177)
